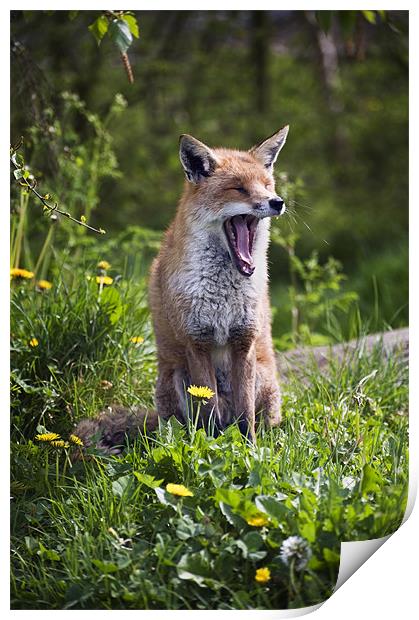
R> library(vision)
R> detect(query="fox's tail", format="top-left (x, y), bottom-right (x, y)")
top-left (74, 404), bottom-right (159, 455)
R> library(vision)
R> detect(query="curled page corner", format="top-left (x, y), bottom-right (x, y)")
top-left (334, 536), bottom-right (390, 592)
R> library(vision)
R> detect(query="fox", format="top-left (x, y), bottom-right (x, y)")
top-left (74, 126), bottom-right (289, 452)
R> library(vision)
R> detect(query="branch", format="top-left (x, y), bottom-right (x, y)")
top-left (10, 141), bottom-right (106, 235)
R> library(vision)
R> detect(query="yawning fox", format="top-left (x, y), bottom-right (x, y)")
top-left (75, 126), bottom-right (289, 451)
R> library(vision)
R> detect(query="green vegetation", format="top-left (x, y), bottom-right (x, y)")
top-left (10, 250), bottom-right (408, 609)
top-left (10, 10), bottom-right (408, 610)
top-left (11, 10), bottom-right (408, 330)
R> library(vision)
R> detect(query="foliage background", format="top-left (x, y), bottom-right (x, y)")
top-left (11, 10), bottom-right (408, 336)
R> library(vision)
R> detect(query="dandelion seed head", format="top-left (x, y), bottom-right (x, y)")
top-left (279, 536), bottom-right (312, 571)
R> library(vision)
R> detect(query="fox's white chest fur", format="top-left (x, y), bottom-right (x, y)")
top-left (168, 221), bottom-right (270, 346)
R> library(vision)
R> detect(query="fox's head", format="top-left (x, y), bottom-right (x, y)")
top-left (179, 127), bottom-right (289, 277)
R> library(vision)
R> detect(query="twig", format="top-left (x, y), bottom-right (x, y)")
top-left (10, 144), bottom-right (106, 235)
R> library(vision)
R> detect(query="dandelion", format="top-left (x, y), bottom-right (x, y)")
top-left (10, 267), bottom-right (34, 280)
top-left (96, 275), bottom-right (113, 286)
top-left (130, 336), bottom-right (144, 344)
top-left (97, 260), bottom-right (111, 270)
top-left (50, 440), bottom-right (70, 449)
top-left (279, 536), bottom-right (312, 571)
top-left (69, 434), bottom-right (83, 446)
top-left (255, 567), bottom-right (271, 583)
top-left (187, 385), bottom-right (215, 400)
top-left (247, 515), bottom-right (269, 527)
top-left (36, 279), bottom-right (52, 290)
top-left (35, 432), bottom-right (61, 442)
top-left (166, 483), bottom-right (194, 497)
top-left (29, 338), bottom-right (39, 347)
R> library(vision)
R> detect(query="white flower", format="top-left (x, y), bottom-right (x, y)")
top-left (279, 536), bottom-right (312, 571)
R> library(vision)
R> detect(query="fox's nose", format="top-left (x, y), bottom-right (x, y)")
top-left (269, 197), bottom-right (285, 214)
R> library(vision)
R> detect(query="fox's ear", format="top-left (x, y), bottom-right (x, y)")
top-left (179, 134), bottom-right (218, 183)
top-left (250, 125), bottom-right (289, 170)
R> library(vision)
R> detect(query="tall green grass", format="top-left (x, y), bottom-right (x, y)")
top-left (10, 253), bottom-right (408, 610)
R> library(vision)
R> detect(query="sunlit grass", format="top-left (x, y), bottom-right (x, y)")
top-left (10, 257), bottom-right (408, 610)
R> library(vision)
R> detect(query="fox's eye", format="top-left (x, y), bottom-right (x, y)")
top-left (232, 187), bottom-right (248, 195)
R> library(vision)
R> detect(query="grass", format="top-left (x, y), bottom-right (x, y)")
top-left (10, 252), bottom-right (408, 610)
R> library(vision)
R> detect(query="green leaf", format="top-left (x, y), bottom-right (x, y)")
top-left (112, 475), bottom-right (133, 498)
top-left (255, 495), bottom-right (290, 522)
top-left (100, 286), bottom-right (123, 324)
top-left (323, 548), bottom-right (340, 565)
top-left (13, 169), bottom-right (24, 180)
top-left (177, 551), bottom-right (216, 588)
top-left (108, 19), bottom-right (133, 55)
top-left (362, 10), bottom-right (377, 24)
top-left (92, 559), bottom-right (119, 574)
top-left (121, 14), bottom-right (139, 38)
top-left (300, 520), bottom-right (316, 543)
top-left (133, 472), bottom-right (164, 488)
top-left (219, 501), bottom-right (246, 529)
top-left (88, 15), bottom-right (109, 45)
top-left (360, 464), bottom-right (382, 495)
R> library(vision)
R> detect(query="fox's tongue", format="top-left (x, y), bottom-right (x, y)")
top-left (232, 215), bottom-right (252, 264)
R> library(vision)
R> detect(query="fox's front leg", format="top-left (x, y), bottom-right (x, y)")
top-left (231, 340), bottom-right (257, 441)
top-left (185, 343), bottom-right (221, 428)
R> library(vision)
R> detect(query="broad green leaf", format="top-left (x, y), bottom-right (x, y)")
top-left (177, 551), bottom-right (215, 588)
top-left (88, 15), bottom-right (109, 45)
top-left (122, 14), bottom-right (139, 38)
top-left (255, 495), bottom-right (290, 522)
top-left (112, 474), bottom-right (133, 498)
top-left (13, 169), bottom-right (24, 180)
top-left (300, 520), bottom-right (316, 543)
top-left (219, 502), bottom-right (246, 529)
top-left (133, 472), bottom-right (164, 488)
top-left (360, 464), bottom-right (382, 495)
top-left (108, 19), bottom-right (133, 55)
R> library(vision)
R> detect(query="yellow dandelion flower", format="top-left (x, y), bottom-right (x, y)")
top-left (29, 338), bottom-right (39, 347)
top-left (50, 440), bottom-right (69, 449)
top-left (36, 279), bottom-right (53, 290)
top-left (187, 385), bottom-right (215, 400)
top-left (69, 434), bottom-right (83, 446)
top-left (10, 267), bottom-right (34, 280)
top-left (130, 336), bottom-right (144, 344)
top-left (35, 432), bottom-right (61, 442)
top-left (166, 483), bottom-right (194, 497)
top-left (255, 567), bottom-right (271, 583)
top-left (247, 515), bottom-right (269, 527)
top-left (96, 275), bottom-right (113, 286)
top-left (97, 260), bottom-right (111, 270)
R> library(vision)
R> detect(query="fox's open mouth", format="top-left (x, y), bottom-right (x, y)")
top-left (224, 215), bottom-right (259, 277)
